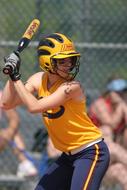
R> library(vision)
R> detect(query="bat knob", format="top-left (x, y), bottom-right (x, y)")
top-left (3, 65), bottom-right (13, 75)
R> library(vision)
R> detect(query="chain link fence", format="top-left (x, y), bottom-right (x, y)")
top-left (0, 0), bottom-right (126, 189)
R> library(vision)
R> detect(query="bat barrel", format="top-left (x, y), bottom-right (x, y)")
top-left (3, 19), bottom-right (40, 75)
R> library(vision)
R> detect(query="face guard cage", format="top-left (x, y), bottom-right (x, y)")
top-left (51, 55), bottom-right (80, 80)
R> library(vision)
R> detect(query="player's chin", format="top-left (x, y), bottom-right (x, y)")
top-left (59, 73), bottom-right (74, 81)
top-left (57, 70), bottom-right (70, 79)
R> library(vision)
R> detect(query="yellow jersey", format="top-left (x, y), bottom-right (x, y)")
top-left (38, 72), bottom-right (102, 152)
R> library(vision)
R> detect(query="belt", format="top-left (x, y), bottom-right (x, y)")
top-left (65, 138), bottom-right (103, 155)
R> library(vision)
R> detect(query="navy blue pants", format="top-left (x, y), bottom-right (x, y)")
top-left (35, 140), bottom-right (110, 190)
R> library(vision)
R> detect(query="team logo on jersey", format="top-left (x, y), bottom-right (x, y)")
top-left (43, 105), bottom-right (65, 119)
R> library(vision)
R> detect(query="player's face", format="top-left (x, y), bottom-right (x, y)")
top-left (55, 57), bottom-right (76, 79)
top-left (57, 58), bottom-right (74, 70)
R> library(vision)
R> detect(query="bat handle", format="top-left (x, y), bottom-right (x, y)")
top-left (17, 37), bottom-right (30, 52)
top-left (3, 37), bottom-right (30, 75)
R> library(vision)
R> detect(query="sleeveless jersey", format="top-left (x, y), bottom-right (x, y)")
top-left (38, 73), bottom-right (102, 152)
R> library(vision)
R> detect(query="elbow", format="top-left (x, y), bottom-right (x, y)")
top-left (28, 109), bottom-right (36, 114)
top-left (27, 105), bottom-right (44, 114)
top-left (0, 102), bottom-right (11, 110)
top-left (27, 107), bottom-right (38, 114)
top-left (0, 98), bottom-right (14, 110)
top-left (27, 107), bottom-right (34, 113)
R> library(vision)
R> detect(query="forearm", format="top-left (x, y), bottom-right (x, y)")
top-left (47, 138), bottom-right (61, 158)
top-left (3, 109), bottom-right (20, 142)
top-left (0, 119), bottom-right (19, 145)
top-left (110, 103), bottom-right (125, 128)
top-left (1, 80), bottom-right (22, 109)
top-left (13, 80), bottom-right (38, 112)
top-left (7, 120), bottom-right (19, 140)
top-left (98, 103), bottom-right (125, 129)
top-left (121, 102), bottom-right (127, 123)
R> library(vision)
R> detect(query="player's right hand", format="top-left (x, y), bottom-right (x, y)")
top-left (3, 51), bottom-right (21, 81)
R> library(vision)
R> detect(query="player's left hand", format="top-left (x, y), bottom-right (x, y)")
top-left (4, 51), bottom-right (21, 81)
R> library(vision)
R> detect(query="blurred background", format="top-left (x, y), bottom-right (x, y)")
top-left (0, 0), bottom-right (127, 189)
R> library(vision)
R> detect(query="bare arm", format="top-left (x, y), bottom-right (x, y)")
top-left (93, 99), bottom-right (125, 129)
top-left (1, 72), bottom-right (44, 109)
top-left (46, 138), bottom-right (61, 158)
top-left (121, 102), bottom-right (127, 123)
top-left (0, 109), bottom-right (19, 150)
top-left (4, 109), bottom-right (20, 140)
top-left (12, 80), bottom-right (83, 113)
top-left (1, 80), bottom-right (18, 109)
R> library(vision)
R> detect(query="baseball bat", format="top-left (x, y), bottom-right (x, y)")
top-left (3, 19), bottom-right (40, 74)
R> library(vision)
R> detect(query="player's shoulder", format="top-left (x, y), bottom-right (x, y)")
top-left (29, 71), bottom-right (44, 80)
top-left (59, 80), bottom-right (84, 99)
top-left (25, 72), bottom-right (44, 92)
top-left (61, 80), bottom-right (81, 90)
top-left (26, 72), bottom-right (44, 83)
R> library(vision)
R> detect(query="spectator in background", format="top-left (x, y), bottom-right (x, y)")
top-left (0, 90), bottom-right (38, 178)
top-left (88, 77), bottom-right (127, 189)
top-left (89, 77), bottom-right (127, 146)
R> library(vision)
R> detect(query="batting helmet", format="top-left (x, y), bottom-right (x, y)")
top-left (37, 33), bottom-right (80, 79)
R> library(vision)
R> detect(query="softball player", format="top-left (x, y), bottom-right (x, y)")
top-left (1, 33), bottom-right (110, 190)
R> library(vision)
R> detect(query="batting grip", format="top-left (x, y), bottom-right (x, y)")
top-left (3, 19), bottom-right (40, 75)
